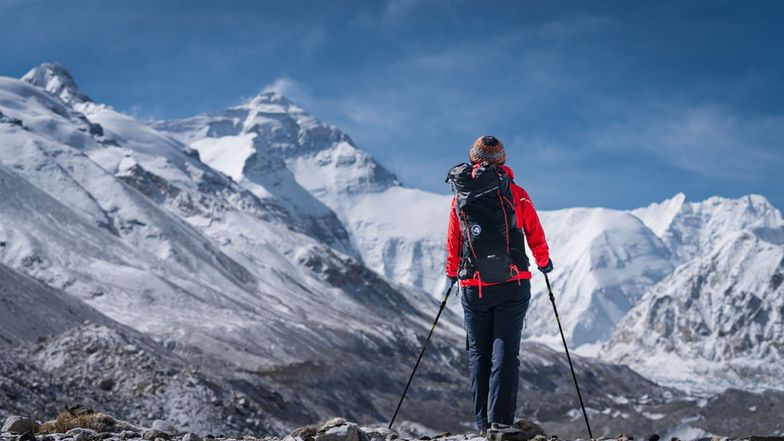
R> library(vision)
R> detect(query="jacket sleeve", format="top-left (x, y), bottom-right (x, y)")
top-left (515, 186), bottom-right (550, 268)
top-left (445, 197), bottom-right (462, 278)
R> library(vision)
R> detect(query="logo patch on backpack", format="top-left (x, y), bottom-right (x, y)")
top-left (471, 224), bottom-right (482, 236)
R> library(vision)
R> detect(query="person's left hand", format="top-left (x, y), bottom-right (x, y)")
top-left (538, 258), bottom-right (554, 274)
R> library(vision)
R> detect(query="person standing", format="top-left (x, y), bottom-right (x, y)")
top-left (445, 135), bottom-right (552, 431)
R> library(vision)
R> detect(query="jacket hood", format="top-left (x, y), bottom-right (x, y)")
top-left (499, 164), bottom-right (515, 180)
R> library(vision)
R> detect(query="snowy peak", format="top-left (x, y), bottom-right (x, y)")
top-left (153, 88), bottom-right (400, 254)
top-left (248, 90), bottom-right (300, 110)
top-left (631, 192), bottom-right (688, 237)
top-left (234, 90), bottom-right (308, 117)
top-left (155, 89), bottom-right (398, 193)
top-left (631, 192), bottom-right (784, 262)
top-left (21, 62), bottom-right (92, 107)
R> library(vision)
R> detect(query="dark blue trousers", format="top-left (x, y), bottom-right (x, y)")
top-left (461, 280), bottom-right (531, 431)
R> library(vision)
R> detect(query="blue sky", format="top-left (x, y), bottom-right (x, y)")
top-left (1, 0), bottom-right (782, 210)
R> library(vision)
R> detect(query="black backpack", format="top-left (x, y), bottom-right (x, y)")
top-left (446, 162), bottom-right (528, 283)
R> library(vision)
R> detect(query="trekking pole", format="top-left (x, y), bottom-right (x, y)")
top-left (544, 273), bottom-right (594, 439)
top-left (388, 279), bottom-right (456, 430)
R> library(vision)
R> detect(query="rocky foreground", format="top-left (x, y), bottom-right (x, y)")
top-left (1, 408), bottom-right (781, 441)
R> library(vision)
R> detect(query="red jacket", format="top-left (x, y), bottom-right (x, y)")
top-left (445, 164), bottom-right (550, 287)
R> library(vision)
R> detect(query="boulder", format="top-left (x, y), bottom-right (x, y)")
top-left (2, 416), bottom-right (37, 434)
top-left (152, 421), bottom-right (176, 436)
top-left (512, 421), bottom-right (546, 440)
top-left (360, 427), bottom-right (396, 441)
top-left (143, 429), bottom-right (171, 440)
top-left (182, 433), bottom-right (202, 441)
top-left (315, 423), bottom-right (360, 441)
top-left (486, 424), bottom-right (525, 441)
top-left (289, 426), bottom-right (317, 441)
top-left (318, 419), bottom-right (347, 433)
top-left (66, 428), bottom-right (98, 439)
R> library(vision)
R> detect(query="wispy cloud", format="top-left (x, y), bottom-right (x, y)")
top-left (589, 103), bottom-right (784, 180)
top-left (261, 76), bottom-right (314, 105)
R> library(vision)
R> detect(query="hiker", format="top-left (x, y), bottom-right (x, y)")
top-left (445, 135), bottom-right (552, 432)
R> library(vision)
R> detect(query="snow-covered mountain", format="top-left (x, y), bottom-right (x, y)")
top-left (152, 91), bottom-right (400, 258)
top-left (604, 199), bottom-right (784, 393)
top-left (154, 97), bottom-right (451, 294)
top-left (1, 64), bottom-right (460, 429)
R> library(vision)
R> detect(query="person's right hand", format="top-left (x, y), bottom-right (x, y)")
top-left (446, 275), bottom-right (458, 285)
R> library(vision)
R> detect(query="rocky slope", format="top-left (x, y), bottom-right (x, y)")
top-left (2, 402), bottom-right (784, 441)
top-left (0, 263), bottom-right (111, 345)
top-left (4, 313), bottom-right (784, 438)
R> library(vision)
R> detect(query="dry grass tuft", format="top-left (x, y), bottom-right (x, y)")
top-left (36, 420), bottom-right (57, 434)
top-left (53, 410), bottom-right (116, 433)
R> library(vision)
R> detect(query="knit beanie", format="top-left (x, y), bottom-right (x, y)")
top-left (469, 135), bottom-right (506, 165)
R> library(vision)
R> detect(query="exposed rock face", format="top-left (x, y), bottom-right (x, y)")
top-left (20, 62), bottom-right (93, 108)
top-left (603, 230), bottom-right (784, 392)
